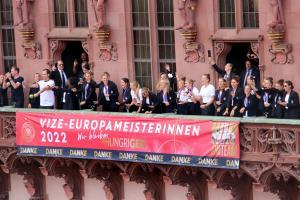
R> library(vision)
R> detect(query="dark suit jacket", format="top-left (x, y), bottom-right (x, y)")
top-left (241, 94), bottom-right (257, 117)
top-left (50, 70), bottom-right (69, 88)
top-left (80, 81), bottom-right (97, 109)
top-left (212, 64), bottom-right (236, 82)
top-left (271, 89), bottom-right (284, 118)
top-left (226, 87), bottom-right (244, 117)
top-left (98, 80), bottom-right (119, 105)
top-left (215, 89), bottom-right (229, 115)
top-left (283, 90), bottom-right (300, 119)
top-left (141, 93), bottom-right (158, 113)
top-left (239, 67), bottom-right (261, 88)
top-left (121, 87), bottom-right (132, 105)
top-left (157, 90), bottom-right (176, 113)
top-left (260, 88), bottom-right (276, 117)
top-left (62, 88), bottom-right (80, 110)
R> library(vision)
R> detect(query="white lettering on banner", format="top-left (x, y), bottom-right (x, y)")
top-left (40, 118), bottom-right (64, 129)
top-left (19, 147), bottom-right (38, 154)
top-left (37, 118), bottom-right (203, 136)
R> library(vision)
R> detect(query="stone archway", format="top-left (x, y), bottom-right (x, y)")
top-left (212, 40), bottom-right (262, 85)
top-left (49, 39), bottom-right (89, 65)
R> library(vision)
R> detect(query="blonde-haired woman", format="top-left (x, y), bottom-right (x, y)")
top-left (157, 79), bottom-right (176, 113)
top-left (128, 81), bottom-right (143, 113)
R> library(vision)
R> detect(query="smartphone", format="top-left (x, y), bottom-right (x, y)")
top-left (208, 50), bottom-right (212, 57)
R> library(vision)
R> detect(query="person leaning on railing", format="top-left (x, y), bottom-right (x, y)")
top-left (278, 80), bottom-right (300, 119)
top-left (141, 87), bottom-right (159, 114)
top-left (128, 81), bottom-right (143, 113)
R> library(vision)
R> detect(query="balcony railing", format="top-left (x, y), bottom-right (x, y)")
top-left (0, 107), bottom-right (300, 200)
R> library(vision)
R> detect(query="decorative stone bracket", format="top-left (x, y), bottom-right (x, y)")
top-left (267, 0), bottom-right (293, 65)
top-left (180, 30), bottom-right (205, 63)
top-left (268, 30), bottom-right (293, 65)
top-left (94, 26), bottom-right (118, 62)
top-left (19, 28), bottom-right (42, 60)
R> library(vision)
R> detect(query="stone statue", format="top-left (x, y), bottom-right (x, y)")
top-left (186, 192), bottom-right (196, 200)
top-left (63, 184), bottom-right (74, 200)
top-left (176, 0), bottom-right (198, 30)
top-left (15, 0), bottom-right (34, 28)
top-left (268, 0), bottom-right (284, 31)
top-left (103, 185), bottom-right (114, 200)
top-left (23, 176), bottom-right (36, 197)
top-left (143, 189), bottom-right (155, 200)
top-left (90, 0), bottom-right (107, 30)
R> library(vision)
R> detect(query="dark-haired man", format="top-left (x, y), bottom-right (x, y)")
top-left (6, 66), bottom-right (24, 108)
top-left (240, 60), bottom-right (261, 88)
top-left (50, 60), bottom-right (68, 109)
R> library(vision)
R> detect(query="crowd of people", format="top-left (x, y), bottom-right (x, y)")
top-left (1, 52), bottom-right (299, 119)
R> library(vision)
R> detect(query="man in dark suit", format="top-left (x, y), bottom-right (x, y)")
top-left (209, 58), bottom-right (236, 83)
top-left (50, 60), bottom-right (68, 109)
top-left (239, 59), bottom-right (261, 89)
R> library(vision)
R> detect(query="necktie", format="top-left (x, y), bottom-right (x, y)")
top-left (218, 91), bottom-right (222, 101)
top-left (61, 71), bottom-right (66, 88)
top-left (84, 83), bottom-right (89, 99)
top-left (263, 93), bottom-right (268, 102)
top-left (163, 94), bottom-right (168, 102)
top-left (244, 70), bottom-right (249, 87)
top-left (244, 97), bottom-right (248, 107)
top-left (123, 89), bottom-right (126, 102)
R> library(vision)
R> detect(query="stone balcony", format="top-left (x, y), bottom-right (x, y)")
top-left (0, 108), bottom-right (300, 200)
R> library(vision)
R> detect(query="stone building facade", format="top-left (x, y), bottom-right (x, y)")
top-left (0, 0), bottom-right (300, 200)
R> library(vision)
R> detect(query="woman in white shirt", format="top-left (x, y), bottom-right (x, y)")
top-left (128, 81), bottom-right (143, 113)
top-left (198, 74), bottom-right (215, 116)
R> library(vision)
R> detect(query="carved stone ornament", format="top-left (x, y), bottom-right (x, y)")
top-left (93, 26), bottom-right (118, 62)
top-left (99, 42), bottom-right (118, 62)
top-left (179, 30), bottom-right (205, 63)
top-left (267, 0), bottom-right (293, 64)
top-left (22, 40), bottom-right (42, 60)
top-left (269, 43), bottom-right (293, 64)
top-left (14, 0), bottom-right (42, 60)
top-left (183, 41), bottom-right (205, 63)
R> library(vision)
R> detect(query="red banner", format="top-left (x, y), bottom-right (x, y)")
top-left (16, 112), bottom-right (240, 169)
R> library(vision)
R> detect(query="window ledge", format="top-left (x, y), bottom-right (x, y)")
top-left (47, 28), bottom-right (91, 40)
top-left (210, 29), bottom-right (263, 41)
